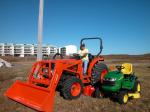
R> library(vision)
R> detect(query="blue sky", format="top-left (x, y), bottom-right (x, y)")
top-left (0, 0), bottom-right (150, 55)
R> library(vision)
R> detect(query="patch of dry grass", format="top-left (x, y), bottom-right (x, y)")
top-left (0, 55), bottom-right (150, 112)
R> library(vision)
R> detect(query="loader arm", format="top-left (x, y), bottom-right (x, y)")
top-left (4, 61), bottom-right (66, 112)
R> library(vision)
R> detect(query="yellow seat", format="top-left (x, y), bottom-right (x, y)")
top-left (121, 63), bottom-right (133, 75)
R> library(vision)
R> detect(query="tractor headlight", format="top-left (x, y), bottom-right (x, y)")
top-left (104, 78), bottom-right (116, 81)
top-left (109, 78), bottom-right (116, 81)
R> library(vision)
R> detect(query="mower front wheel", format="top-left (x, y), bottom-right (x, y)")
top-left (61, 77), bottom-right (83, 100)
top-left (118, 91), bottom-right (129, 104)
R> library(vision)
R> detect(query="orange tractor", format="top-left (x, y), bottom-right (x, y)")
top-left (4, 37), bottom-right (108, 112)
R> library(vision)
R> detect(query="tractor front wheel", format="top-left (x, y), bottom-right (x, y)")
top-left (118, 91), bottom-right (129, 104)
top-left (61, 77), bottom-right (83, 100)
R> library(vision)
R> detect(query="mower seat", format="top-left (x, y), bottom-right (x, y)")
top-left (121, 63), bottom-right (133, 75)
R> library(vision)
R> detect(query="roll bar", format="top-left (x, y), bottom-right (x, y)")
top-left (80, 37), bottom-right (103, 56)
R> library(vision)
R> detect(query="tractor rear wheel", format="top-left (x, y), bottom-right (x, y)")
top-left (91, 63), bottom-right (108, 85)
top-left (61, 77), bottom-right (83, 100)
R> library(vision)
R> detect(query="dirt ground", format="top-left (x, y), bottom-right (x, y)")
top-left (0, 55), bottom-right (150, 112)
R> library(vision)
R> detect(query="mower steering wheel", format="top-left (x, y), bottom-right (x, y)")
top-left (116, 65), bottom-right (125, 71)
top-left (53, 53), bottom-right (63, 59)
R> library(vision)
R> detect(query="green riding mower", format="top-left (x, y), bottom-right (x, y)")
top-left (101, 63), bottom-right (141, 104)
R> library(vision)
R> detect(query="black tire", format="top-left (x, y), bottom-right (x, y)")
top-left (118, 91), bottom-right (129, 104)
top-left (133, 80), bottom-right (141, 92)
top-left (53, 53), bottom-right (63, 59)
top-left (57, 74), bottom-right (70, 91)
top-left (93, 87), bottom-right (104, 98)
top-left (61, 77), bottom-right (83, 100)
top-left (91, 63), bottom-right (108, 85)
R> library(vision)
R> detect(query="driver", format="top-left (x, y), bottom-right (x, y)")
top-left (78, 43), bottom-right (89, 74)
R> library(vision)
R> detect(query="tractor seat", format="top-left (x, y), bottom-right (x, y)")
top-left (121, 63), bottom-right (133, 75)
top-left (88, 53), bottom-right (94, 62)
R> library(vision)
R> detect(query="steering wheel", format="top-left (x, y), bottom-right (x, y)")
top-left (72, 53), bottom-right (82, 60)
top-left (116, 65), bottom-right (125, 71)
top-left (53, 53), bottom-right (63, 59)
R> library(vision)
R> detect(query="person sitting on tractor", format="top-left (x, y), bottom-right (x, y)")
top-left (78, 43), bottom-right (89, 74)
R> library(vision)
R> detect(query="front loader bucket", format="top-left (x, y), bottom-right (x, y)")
top-left (4, 80), bottom-right (55, 112)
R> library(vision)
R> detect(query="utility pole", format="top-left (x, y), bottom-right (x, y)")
top-left (37, 0), bottom-right (44, 61)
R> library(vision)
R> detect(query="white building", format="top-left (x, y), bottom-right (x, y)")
top-left (14, 44), bottom-right (24, 57)
top-left (0, 43), bottom-right (4, 56)
top-left (4, 43), bottom-right (14, 56)
top-left (24, 44), bottom-right (34, 56)
top-left (34, 44), bottom-right (57, 56)
top-left (0, 43), bottom-right (57, 57)
top-left (50, 46), bottom-right (58, 54)
top-left (60, 45), bottom-right (77, 55)
top-left (0, 43), bottom-right (78, 57)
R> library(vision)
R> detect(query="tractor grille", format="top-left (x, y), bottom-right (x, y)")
top-left (103, 80), bottom-right (115, 86)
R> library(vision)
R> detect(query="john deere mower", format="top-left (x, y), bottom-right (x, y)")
top-left (101, 63), bottom-right (141, 104)
top-left (4, 37), bottom-right (108, 112)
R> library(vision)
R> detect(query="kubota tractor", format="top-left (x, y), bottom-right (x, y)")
top-left (4, 37), bottom-right (108, 112)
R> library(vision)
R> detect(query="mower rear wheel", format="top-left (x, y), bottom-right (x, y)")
top-left (91, 63), bottom-right (108, 85)
top-left (61, 77), bottom-right (83, 100)
top-left (133, 80), bottom-right (141, 92)
top-left (118, 91), bottom-right (129, 104)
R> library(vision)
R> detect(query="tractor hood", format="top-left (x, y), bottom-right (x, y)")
top-left (102, 71), bottom-right (124, 92)
top-left (104, 71), bottom-right (123, 81)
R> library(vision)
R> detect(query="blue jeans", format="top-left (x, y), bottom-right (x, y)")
top-left (83, 60), bottom-right (88, 73)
